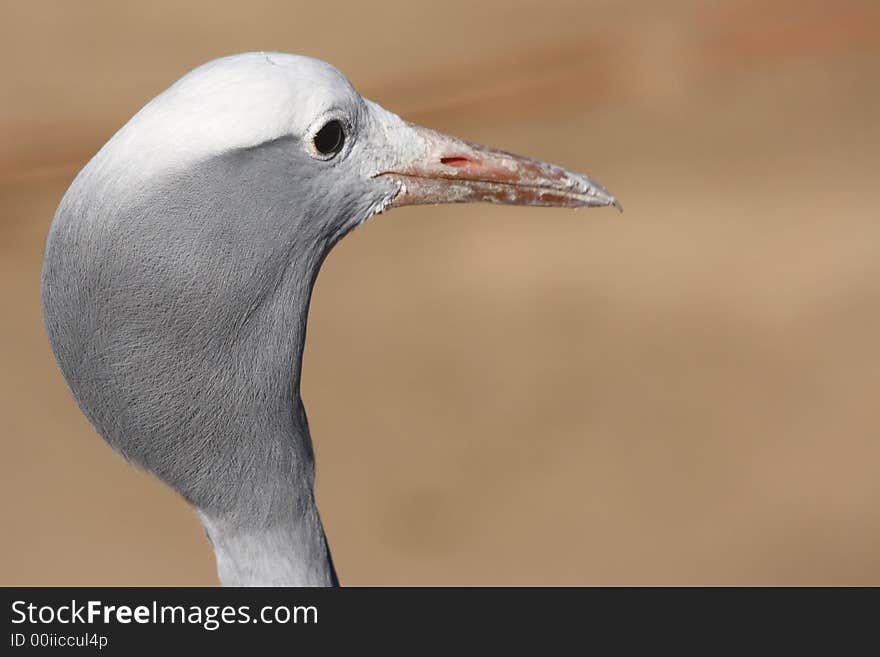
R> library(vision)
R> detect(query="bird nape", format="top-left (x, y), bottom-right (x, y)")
top-left (41, 52), bottom-right (620, 587)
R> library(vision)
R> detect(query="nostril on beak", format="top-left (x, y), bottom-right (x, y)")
top-left (440, 156), bottom-right (472, 168)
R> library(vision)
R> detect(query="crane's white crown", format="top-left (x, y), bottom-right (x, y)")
top-left (93, 52), bottom-right (420, 186)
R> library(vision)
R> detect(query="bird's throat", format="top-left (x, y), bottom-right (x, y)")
top-left (193, 245), bottom-right (340, 586)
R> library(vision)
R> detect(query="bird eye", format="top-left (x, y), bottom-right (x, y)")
top-left (313, 119), bottom-right (345, 157)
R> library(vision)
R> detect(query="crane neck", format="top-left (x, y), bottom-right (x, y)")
top-left (43, 140), bottom-right (352, 587)
top-left (199, 492), bottom-right (338, 586)
top-left (192, 241), bottom-right (339, 586)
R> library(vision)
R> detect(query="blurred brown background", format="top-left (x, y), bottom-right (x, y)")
top-left (2, 0), bottom-right (879, 585)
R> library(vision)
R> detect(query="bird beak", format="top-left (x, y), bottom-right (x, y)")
top-left (376, 124), bottom-right (621, 211)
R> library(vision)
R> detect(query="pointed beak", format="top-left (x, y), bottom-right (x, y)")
top-left (376, 124), bottom-right (621, 212)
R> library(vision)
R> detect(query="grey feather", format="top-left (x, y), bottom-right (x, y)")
top-left (40, 51), bottom-right (617, 587)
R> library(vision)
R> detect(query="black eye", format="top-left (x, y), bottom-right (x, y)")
top-left (313, 119), bottom-right (345, 156)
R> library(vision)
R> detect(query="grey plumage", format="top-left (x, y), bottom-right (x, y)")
top-left (41, 52), bottom-right (618, 586)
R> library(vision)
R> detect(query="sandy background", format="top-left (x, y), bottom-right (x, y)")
top-left (1, 0), bottom-right (879, 585)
